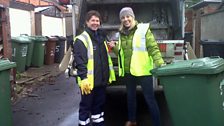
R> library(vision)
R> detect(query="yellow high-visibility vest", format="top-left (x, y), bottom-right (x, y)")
top-left (74, 31), bottom-right (116, 87)
top-left (118, 23), bottom-right (153, 77)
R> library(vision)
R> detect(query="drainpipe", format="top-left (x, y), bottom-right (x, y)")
top-left (71, 0), bottom-right (77, 37)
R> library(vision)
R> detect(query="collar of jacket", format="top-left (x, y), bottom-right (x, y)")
top-left (85, 27), bottom-right (106, 42)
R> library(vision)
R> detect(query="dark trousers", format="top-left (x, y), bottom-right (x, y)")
top-left (79, 86), bottom-right (106, 126)
top-left (124, 74), bottom-right (161, 126)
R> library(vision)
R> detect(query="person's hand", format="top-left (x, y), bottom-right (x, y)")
top-left (80, 78), bottom-right (92, 95)
top-left (107, 41), bottom-right (116, 48)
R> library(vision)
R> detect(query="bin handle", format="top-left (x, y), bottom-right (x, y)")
top-left (210, 56), bottom-right (220, 59)
top-left (220, 79), bottom-right (224, 110)
top-left (220, 79), bottom-right (224, 95)
top-left (191, 61), bottom-right (205, 67)
top-left (20, 34), bottom-right (28, 36)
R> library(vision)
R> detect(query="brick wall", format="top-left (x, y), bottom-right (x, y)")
top-left (203, 6), bottom-right (217, 14)
top-left (0, 0), bottom-right (9, 7)
top-left (16, 0), bottom-right (52, 6)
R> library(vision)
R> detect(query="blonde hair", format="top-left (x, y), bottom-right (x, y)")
top-left (119, 17), bottom-right (136, 31)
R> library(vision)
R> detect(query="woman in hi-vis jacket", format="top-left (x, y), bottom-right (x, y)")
top-left (108, 7), bottom-right (165, 126)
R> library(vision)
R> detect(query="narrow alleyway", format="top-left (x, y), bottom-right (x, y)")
top-left (13, 74), bottom-right (80, 126)
top-left (13, 73), bottom-right (172, 126)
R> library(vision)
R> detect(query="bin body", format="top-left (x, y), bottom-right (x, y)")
top-left (18, 35), bottom-right (33, 69)
top-left (54, 36), bottom-right (66, 63)
top-left (151, 57), bottom-right (224, 126)
top-left (11, 37), bottom-right (30, 72)
top-left (31, 36), bottom-right (47, 67)
top-left (201, 40), bottom-right (224, 58)
top-left (45, 37), bottom-right (57, 65)
top-left (26, 39), bottom-right (34, 68)
top-left (0, 60), bottom-right (16, 126)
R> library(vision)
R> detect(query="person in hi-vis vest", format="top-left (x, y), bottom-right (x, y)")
top-left (73, 10), bottom-right (116, 126)
top-left (108, 7), bottom-right (165, 126)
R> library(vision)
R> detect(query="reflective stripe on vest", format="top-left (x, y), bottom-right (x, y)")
top-left (75, 31), bottom-right (116, 87)
top-left (104, 42), bottom-right (116, 83)
top-left (118, 23), bottom-right (154, 77)
top-left (75, 31), bottom-right (94, 88)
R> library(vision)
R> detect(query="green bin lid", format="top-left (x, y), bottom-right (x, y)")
top-left (30, 36), bottom-right (48, 42)
top-left (11, 36), bottom-right (31, 43)
top-left (151, 57), bottom-right (224, 77)
top-left (0, 60), bottom-right (16, 71)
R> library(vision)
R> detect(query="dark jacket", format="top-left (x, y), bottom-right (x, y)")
top-left (73, 28), bottom-right (109, 87)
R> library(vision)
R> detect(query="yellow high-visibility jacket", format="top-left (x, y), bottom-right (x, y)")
top-left (117, 23), bottom-right (164, 77)
top-left (74, 31), bottom-right (116, 88)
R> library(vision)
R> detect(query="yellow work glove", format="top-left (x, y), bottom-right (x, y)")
top-left (80, 78), bottom-right (92, 95)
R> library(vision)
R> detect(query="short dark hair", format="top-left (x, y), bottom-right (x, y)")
top-left (85, 10), bottom-right (102, 22)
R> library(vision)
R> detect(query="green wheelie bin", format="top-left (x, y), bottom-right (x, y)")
top-left (0, 60), bottom-right (16, 126)
top-left (30, 36), bottom-right (47, 67)
top-left (17, 35), bottom-right (34, 69)
top-left (11, 36), bottom-right (30, 72)
top-left (151, 57), bottom-right (224, 126)
top-left (24, 36), bottom-right (34, 69)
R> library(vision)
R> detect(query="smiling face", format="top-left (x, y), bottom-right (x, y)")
top-left (86, 15), bottom-right (100, 31)
top-left (120, 15), bottom-right (134, 28)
